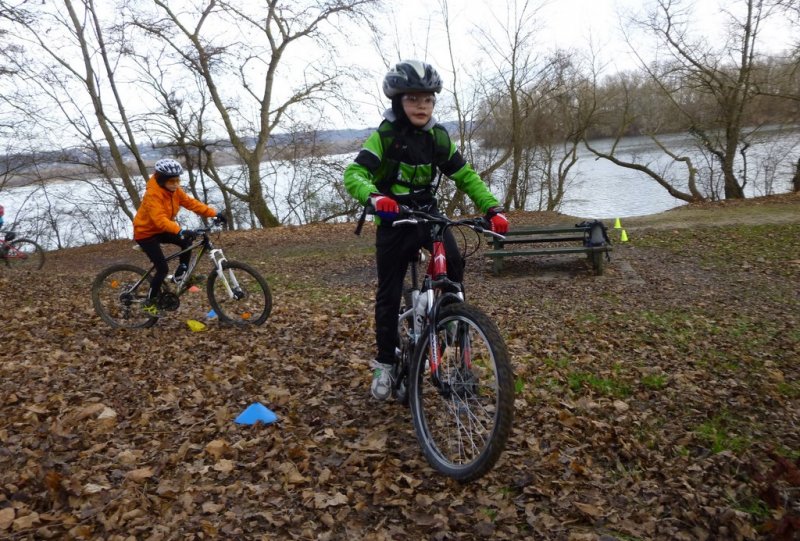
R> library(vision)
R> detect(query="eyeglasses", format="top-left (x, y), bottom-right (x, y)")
top-left (402, 94), bottom-right (436, 106)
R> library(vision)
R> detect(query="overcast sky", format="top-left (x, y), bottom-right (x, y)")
top-left (330, 0), bottom-right (796, 128)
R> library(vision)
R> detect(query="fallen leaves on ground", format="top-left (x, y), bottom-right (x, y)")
top-left (1, 198), bottom-right (799, 540)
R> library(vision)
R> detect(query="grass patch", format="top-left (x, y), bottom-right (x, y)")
top-left (634, 224), bottom-right (800, 265)
top-left (777, 381), bottom-right (800, 399)
top-left (733, 497), bottom-right (771, 520)
top-left (641, 374), bottom-right (667, 390)
top-left (694, 413), bottom-right (750, 454)
top-left (568, 371), bottom-right (631, 397)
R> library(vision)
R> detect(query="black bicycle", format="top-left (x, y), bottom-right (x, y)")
top-left (91, 218), bottom-right (271, 328)
top-left (390, 208), bottom-right (514, 482)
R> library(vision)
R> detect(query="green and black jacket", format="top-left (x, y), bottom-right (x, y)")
top-left (343, 110), bottom-right (500, 222)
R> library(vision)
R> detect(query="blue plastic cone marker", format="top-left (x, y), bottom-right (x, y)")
top-left (614, 218), bottom-right (622, 229)
top-left (206, 309), bottom-right (217, 319)
top-left (235, 402), bottom-right (278, 425)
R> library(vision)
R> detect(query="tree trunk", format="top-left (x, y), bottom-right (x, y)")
top-left (793, 158), bottom-right (800, 193)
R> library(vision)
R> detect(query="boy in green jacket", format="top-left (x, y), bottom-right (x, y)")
top-left (343, 59), bottom-right (508, 401)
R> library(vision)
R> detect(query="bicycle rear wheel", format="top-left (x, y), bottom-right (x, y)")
top-left (409, 302), bottom-right (514, 482)
top-left (207, 260), bottom-right (272, 326)
top-left (91, 264), bottom-right (157, 329)
top-left (3, 238), bottom-right (45, 270)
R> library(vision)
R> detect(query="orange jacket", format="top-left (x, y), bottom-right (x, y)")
top-left (133, 175), bottom-right (217, 240)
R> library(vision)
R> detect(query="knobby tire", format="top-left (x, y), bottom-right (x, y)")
top-left (206, 260), bottom-right (272, 326)
top-left (409, 302), bottom-right (514, 482)
top-left (91, 264), bottom-right (157, 329)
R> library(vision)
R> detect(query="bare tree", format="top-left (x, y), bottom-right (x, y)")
top-left (130, 0), bottom-right (380, 228)
top-left (473, 0), bottom-right (548, 210)
top-left (624, 0), bottom-right (786, 200)
top-left (583, 69), bottom-right (706, 204)
top-left (0, 0), bottom-right (151, 220)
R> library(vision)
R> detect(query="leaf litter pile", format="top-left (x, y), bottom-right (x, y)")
top-left (1, 195), bottom-right (799, 540)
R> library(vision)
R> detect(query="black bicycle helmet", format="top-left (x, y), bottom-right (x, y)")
top-left (382, 60), bottom-right (443, 98)
top-left (154, 158), bottom-right (183, 186)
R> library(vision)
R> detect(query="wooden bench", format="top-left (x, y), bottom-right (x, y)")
top-left (485, 222), bottom-right (612, 275)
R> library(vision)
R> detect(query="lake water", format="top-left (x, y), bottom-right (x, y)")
top-left (2, 129), bottom-right (798, 249)
top-left (558, 129), bottom-right (800, 219)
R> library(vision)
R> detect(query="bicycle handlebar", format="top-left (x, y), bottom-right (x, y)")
top-left (392, 207), bottom-right (506, 240)
top-left (191, 216), bottom-right (226, 236)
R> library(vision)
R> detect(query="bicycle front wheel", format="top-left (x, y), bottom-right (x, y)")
top-left (207, 260), bottom-right (272, 326)
top-left (409, 302), bottom-right (514, 482)
top-left (91, 264), bottom-right (157, 329)
top-left (3, 238), bottom-right (45, 270)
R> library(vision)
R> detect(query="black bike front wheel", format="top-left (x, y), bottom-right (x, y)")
top-left (409, 302), bottom-right (514, 482)
top-left (3, 238), bottom-right (45, 270)
top-left (207, 260), bottom-right (272, 326)
top-left (91, 264), bottom-right (157, 329)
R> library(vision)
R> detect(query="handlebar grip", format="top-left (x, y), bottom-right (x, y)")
top-left (392, 218), bottom-right (418, 227)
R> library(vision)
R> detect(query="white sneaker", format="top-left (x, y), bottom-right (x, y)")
top-left (370, 360), bottom-right (394, 401)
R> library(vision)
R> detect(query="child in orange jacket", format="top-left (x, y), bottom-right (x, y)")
top-left (133, 158), bottom-right (225, 315)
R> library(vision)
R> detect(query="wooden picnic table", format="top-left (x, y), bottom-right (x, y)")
top-left (485, 221), bottom-right (612, 275)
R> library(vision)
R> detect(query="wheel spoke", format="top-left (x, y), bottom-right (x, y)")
top-left (91, 264), bottom-right (156, 329)
top-left (410, 303), bottom-right (514, 482)
top-left (207, 261), bottom-right (271, 326)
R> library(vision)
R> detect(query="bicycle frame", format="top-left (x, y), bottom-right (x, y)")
top-left (395, 210), bottom-right (501, 379)
top-left (135, 227), bottom-right (240, 299)
top-left (2, 240), bottom-right (23, 260)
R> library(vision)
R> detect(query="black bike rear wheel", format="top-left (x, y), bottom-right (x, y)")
top-left (207, 260), bottom-right (272, 326)
top-left (3, 238), bottom-right (45, 270)
top-left (409, 302), bottom-right (514, 482)
top-left (91, 264), bottom-right (157, 329)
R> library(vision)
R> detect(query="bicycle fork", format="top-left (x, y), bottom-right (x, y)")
top-left (208, 248), bottom-right (244, 300)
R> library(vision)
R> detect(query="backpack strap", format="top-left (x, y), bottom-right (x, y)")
top-left (375, 121), bottom-right (451, 196)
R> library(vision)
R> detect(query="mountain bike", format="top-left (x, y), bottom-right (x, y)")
top-left (1, 230), bottom-right (45, 270)
top-left (91, 218), bottom-right (272, 328)
top-left (389, 208), bottom-right (514, 482)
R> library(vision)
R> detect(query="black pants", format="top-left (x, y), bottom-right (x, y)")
top-left (136, 233), bottom-right (192, 300)
top-left (374, 222), bottom-right (464, 365)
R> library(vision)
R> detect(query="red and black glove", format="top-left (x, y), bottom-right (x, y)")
top-left (369, 194), bottom-right (399, 221)
top-left (485, 206), bottom-right (509, 234)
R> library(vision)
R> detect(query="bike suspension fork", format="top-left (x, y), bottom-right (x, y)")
top-left (208, 248), bottom-right (238, 298)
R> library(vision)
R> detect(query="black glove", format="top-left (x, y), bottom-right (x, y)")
top-left (178, 229), bottom-right (197, 242)
top-left (216, 213), bottom-right (227, 225)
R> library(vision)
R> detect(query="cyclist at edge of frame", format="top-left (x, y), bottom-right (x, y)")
top-left (343, 59), bottom-right (509, 402)
top-left (133, 158), bottom-right (226, 316)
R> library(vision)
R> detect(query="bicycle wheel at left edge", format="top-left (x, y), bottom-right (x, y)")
top-left (409, 302), bottom-right (515, 482)
top-left (91, 264), bottom-right (158, 329)
top-left (3, 238), bottom-right (45, 270)
top-left (206, 260), bottom-right (272, 326)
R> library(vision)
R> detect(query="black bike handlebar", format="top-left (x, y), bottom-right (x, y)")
top-left (392, 206), bottom-right (505, 240)
top-left (192, 216), bottom-right (225, 235)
